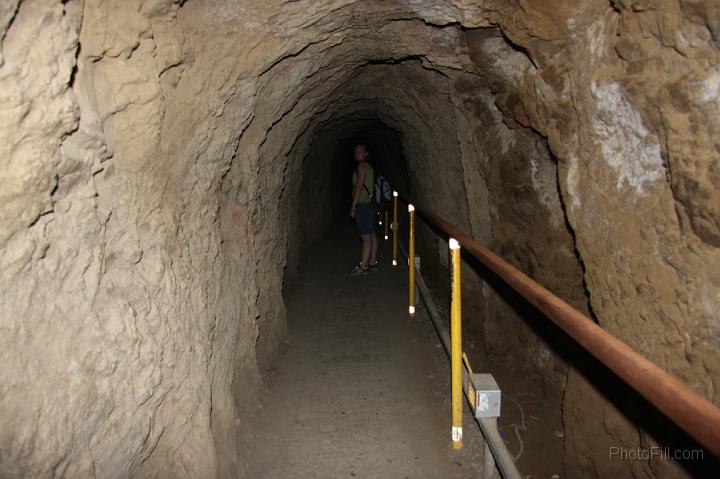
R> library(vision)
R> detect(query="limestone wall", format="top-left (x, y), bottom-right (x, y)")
top-left (1, 1), bottom-right (717, 477)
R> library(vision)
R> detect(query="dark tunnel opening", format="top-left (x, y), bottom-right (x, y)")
top-left (284, 115), bottom-right (411, 285)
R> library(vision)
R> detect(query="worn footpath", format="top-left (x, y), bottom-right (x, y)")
top-left (245, 221), bottom-right (486, 478)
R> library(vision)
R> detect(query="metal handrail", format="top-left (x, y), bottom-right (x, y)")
top-left (396, 193), bottom-right (720, 456)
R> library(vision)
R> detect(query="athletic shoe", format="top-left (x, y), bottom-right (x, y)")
top-left (349, 264), bottom-right (369, 275)
top-left (368, 261), bottom-right (379, 272)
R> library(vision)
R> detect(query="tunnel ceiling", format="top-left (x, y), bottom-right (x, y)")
top-left (2, 1), bottom-right (719, 478)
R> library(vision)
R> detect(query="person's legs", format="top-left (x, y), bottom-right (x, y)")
top-left (360, 233), bottom-right (372, 266)
top-left (369, 230), bottom-right (378, 264)
top-left (352, 204), bottom-right (376, 274)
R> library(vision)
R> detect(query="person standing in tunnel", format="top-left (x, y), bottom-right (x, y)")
top-left (349, 144), bottom-right (379, 275)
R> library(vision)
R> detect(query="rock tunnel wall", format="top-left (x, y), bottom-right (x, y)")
top-left (0, 1), bottom-right (718, 478)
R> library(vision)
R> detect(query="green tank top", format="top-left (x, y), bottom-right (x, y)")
top-left (353, 162), bottom-right (374, 203)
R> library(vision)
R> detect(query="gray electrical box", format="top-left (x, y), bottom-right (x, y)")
top-left (470, 373), bottom-right (501, 418)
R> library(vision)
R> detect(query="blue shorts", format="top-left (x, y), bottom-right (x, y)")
top-left (355, 203), bottom-right (376, 235)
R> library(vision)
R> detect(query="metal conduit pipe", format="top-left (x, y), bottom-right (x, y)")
top-left (397, 193), bottom-right (720, 457)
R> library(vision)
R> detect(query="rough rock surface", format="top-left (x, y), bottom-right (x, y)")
top-left (0, 0), bottom-right (717, 478)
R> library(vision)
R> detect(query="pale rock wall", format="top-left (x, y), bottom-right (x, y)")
top-left (1, 0), bottom-right (269, 477)
top-left (459, 2), bottom-right (720, 476)
top-left (1, 1), bottom-right (717, 478)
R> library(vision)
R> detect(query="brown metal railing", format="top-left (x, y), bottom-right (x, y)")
top-left (397, 193), bottom-right (720, 456)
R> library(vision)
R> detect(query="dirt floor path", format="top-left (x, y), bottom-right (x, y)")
top-left (245, 221), bottom-right (486, 478)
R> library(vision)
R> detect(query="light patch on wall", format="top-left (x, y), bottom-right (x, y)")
top-left (586, 17), bottom-right (609, 61)
top-left (565, 154), bottom-right (581, 212)
top-left (498, 121), bottom-right (515, 155)
top-left (704, 287), bottom-right (720, 342)
top-left (481, 37), bottom-right (532, 83)
top-left (405, 0), bottom-right (463, 26)
top-left (535, 346), bottom-right (552, 369)
top-left (590, 82), bottom-right (665, 194)
top-left (702, 71), bottom-right (720, 107)
top-left (529, 150), bottom-right (563, 228)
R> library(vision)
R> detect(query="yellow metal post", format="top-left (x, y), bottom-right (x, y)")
top-left (392, 191), bottom-right (398, 266)
top-left (408, 204), bottom-right (416, 317)
top-left (450, 237), bottom-right (463, 449)
top-left (384, 210), bottom-right (389, 240)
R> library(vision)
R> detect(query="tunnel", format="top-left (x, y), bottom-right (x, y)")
top-left (1, 1), bottom-right (719, 478)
